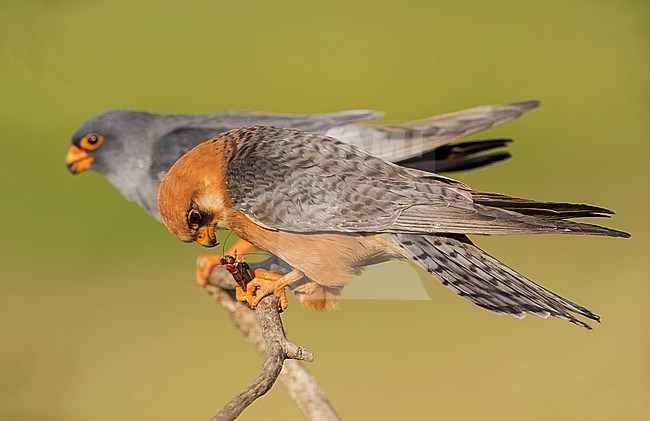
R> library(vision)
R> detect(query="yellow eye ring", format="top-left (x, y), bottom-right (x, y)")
top-left (80, 133), bottom-right (104, 150)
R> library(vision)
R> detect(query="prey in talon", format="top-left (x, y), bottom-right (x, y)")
top-left (218, 254), bottom-right (291, 312)
top-left (220, 254), bottom-right (253, 302)
top-left (196, 241), bottom-right (256, 286)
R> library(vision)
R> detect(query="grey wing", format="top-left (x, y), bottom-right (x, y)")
top-left (223, 126), bottom-right (425, 232)
top-left (150, 128), bottom-right (228, 182)
top-left (150, 110), bottom-right (383, 182)
top-left (171, 109), bottom-right (382, 134)
top-left (222, 126), bottom-right (628, 238)
top-left (326, 101), bottom-right (539, 162)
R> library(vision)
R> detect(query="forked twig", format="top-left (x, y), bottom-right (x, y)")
top-left (201, 264), bottom-right (340, 420)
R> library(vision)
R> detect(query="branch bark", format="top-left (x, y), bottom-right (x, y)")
top-left (201, 264), bottom-right (341, 420)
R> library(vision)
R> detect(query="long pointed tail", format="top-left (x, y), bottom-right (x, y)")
top-left (472, 191), bottom-right (617, 220)
top-left (390, 233), bottom-right (600, 329)
top-left (396, 138), bottom-right (512, 173)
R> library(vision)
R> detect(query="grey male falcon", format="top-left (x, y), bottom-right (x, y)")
top-left (66, 101), bottom-right (538, 281)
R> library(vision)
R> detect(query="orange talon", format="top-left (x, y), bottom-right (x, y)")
top-left (244, 269), bottom-right (303, 311)
top-left (252, 268), bottom-right (283, 282)
top-left (235, 285), bottom-right (248, 302)
top-left (195, 254), bottom-right (223, 286)
top-left (195, 238), bottom-right (255, 285)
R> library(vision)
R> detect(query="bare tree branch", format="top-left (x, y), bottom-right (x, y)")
top-left (201, 265), bottom-right (341, 421)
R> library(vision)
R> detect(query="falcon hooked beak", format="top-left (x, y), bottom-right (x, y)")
top-left (195, 224), bottom-right (218, 248)
top-left (66, 145), bottom-right (94, 174)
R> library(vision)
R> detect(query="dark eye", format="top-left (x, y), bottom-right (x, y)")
top-left (87, 135), bottom-right (99, 145)
top-left (187, 209), bottom-right (202, 228)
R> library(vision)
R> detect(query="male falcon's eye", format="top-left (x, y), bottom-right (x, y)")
top-left (80, 133), bottom-right (104, 150)
top-left (187, 209), bottom-right (202, 229)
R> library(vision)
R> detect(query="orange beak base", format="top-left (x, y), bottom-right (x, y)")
top-left (66, 145), bottom-right (94, 174)
top-left (195, 225), bottom-right (218, 248)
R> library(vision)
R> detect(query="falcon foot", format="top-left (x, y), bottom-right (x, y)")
top-left (241, 269), bottom-right (304, 312)
top-left (195, 239), bottom-right (255, 285)
top-left (196, 254), bottom-right (223, 286)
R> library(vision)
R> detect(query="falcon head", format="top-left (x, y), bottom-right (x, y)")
top-left (66, 110), bottom-right (150, 175)
top-left (157, 141), bottom-right (223, 248)
top-left (66, 110), bottom-right (178, 217)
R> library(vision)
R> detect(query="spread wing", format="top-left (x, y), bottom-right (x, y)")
top-left (222, 126), bottom-right (628, 238)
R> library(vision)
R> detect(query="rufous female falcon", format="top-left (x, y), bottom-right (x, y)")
top-left (158, 126), bottom-right (629, 329)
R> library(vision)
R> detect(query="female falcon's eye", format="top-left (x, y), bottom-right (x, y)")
top-left (187, 209), bottom-right (202, 229)
top-left (80, 133), bottom-right (104, 150)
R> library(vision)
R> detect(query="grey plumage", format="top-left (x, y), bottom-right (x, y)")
top-left (70, 102), bottom-right (537, 219)
top-left (211, 125), bottom-right (627, 328)
top-left (327, 100), bottom-right (540, 162)
top-left (222, 126), bottom-right (628, 238)
top-left (71, 109), bottom-right (378, 217)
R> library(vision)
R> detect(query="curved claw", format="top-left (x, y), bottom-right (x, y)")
top-left (246, 279), bottom-right (289, 312)
top-left (235, 285), bottom-right (248, 303)
top-left (245, 269), bottom-right (288, 311)
top-left (244, 269), bottom-right (304, 311)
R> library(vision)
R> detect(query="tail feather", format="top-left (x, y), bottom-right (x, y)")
top-left (473, 191), bottom-right (616, 220)
top-left (397, 138), bottom-right (512, 173)
top-left (393, 203), bottom-right (630, 238)
top-left (421, 139), bottom-right (513, 160)
top-left (403, 153), bottom-right (511, 173)
top-left (391, 233), bottom-right (600, 329)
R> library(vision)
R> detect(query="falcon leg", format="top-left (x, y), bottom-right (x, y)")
top-left (245, 269), bottom-right (304, 311)
top-left (195, 239), bottom-right (255, 285)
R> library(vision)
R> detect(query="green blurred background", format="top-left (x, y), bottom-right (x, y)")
top-left (1, 1), bottom-right (648, 420)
